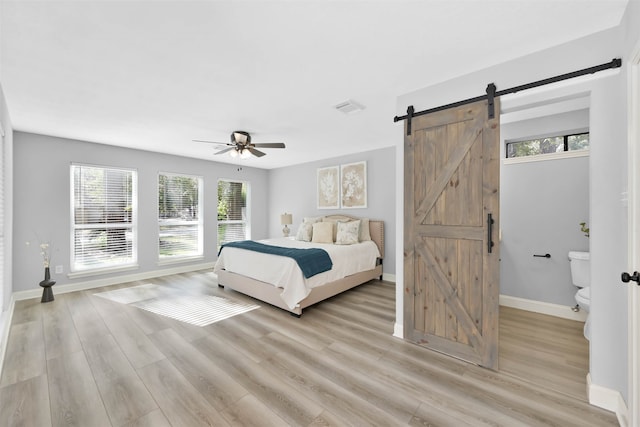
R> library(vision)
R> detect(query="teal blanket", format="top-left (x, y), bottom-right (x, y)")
top-left (218, 240), bottom-right (333, 278)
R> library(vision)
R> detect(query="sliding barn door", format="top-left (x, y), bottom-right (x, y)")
top-left (404, 99), bottom-right (500, 369)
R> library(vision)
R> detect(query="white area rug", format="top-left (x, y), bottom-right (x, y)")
top-left (94, 283), bottom-right (259, 326)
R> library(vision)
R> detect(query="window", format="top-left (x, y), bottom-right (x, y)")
top-left (506, 132), bottom-right (589, 158)
top-left (217, 180), bottom-right (249, 250)
top-left (71, 164), bottom-right (137, 272)
top-left (158, 173), bottom-right (203, 259)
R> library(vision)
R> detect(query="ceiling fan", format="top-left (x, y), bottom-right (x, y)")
top-left (193, 131), bottom-right (285, 158)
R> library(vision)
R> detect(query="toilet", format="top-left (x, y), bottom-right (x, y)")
top-left (569, 251), bottom-right (591, 340)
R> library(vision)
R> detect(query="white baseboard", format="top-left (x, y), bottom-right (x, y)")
top-left (382, 272), bottom-right (396, 283)
top-left (11, 262), bottom-right (217, 302)
top-left (499, 294), bottom-right (588, 322)
top-left (382, 274), bottom-right (400, 338)
top-left (587, 373), bottom-right (629, 426)
top-left (393, 322), bottom-right (403, 339)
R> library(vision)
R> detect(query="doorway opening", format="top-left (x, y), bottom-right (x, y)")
top-left (498, 91), bottom-right (591, 400)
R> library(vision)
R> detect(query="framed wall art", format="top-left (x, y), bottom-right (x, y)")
top-left (317, 166), bottom-right (340, 209)
top-left (341, 161), bottom-right (367, 209)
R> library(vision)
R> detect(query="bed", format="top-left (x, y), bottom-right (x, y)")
top-left (214, 214), bottom-right (384, 316)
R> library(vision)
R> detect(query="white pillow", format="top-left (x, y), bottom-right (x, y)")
top-left (336, 220), bottom-right (361, 245)
top-left (311, 222), bottom-right (334, 243)
top-left (295, 222), bottom-right (313, 242)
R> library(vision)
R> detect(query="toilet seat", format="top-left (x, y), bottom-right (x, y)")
top-left (576, 286), bottom-right (591, 309)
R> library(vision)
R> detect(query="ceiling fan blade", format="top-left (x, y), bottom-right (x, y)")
top-left (193, 139), bottom-right (229, 146)
top-left (252, 142), bottom-right (286, 148)
top-left (214, 147), bottom-right (235, 155)
top-left (248, 147), bottom-right (266, 157)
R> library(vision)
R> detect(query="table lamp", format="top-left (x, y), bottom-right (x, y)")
top-left (281, 213), bottom-right (293, 237)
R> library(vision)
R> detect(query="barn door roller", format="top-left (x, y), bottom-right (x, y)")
top-left (486, 83), bottom-right (496, 119)
top-left (395, 58), bottom-right (622, 136)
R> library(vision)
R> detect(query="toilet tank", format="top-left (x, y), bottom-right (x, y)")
top-left (569, 251), bottom-right (590, 288)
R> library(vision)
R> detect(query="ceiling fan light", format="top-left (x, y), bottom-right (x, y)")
top-left (240, 148), bottom-right (252, 159)
top-left (229, 148), bottom-right (238, 158)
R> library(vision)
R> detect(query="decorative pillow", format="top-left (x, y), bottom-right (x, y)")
top-left (322, 217), bottom-right (340, 241)
top-left (311, 222), bottom-right (334, 243)
top-left (295, 222), bottom-right (313, 242)
top-left (336, 220), bottom-right (361, 245)
top-left (359, 218), bottom-right (372, 242)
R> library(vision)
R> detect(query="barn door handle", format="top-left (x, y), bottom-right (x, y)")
top-left (487, 213), bottom-right (495, 254)
top-left (621, 271), bottom-right (640, 284)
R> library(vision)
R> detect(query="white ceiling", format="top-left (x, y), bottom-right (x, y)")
top-left (0, 1), bottom-right (629, 169)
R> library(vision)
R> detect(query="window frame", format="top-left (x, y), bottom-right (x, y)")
top-left (69, 163), bottom-right (138, 276)
top-left (217, 178), bottom-right (250, 250)
top-left (157, 171), bottom-right (204, 263)
top-left (505, 131), bottom-right (590, 161)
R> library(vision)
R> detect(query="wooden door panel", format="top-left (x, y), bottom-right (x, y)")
top-left (418, 119), bottom-right (483, 224)
top-left (426, 135), bottom-right (484, 227)
top-left (404, 100), bottom-right (500, 369)
top-left (418, 237), bottom-right (483, 345)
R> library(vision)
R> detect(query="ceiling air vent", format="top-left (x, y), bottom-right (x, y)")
top-left (335, 99), bottom-right (365, 115)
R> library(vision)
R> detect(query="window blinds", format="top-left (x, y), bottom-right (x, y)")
top-left (217, 180), bottom-right (248, 248)
top-left (71, 164), bottom-right (136, 271)
top-left (158, 173), bottom-right (203, 259)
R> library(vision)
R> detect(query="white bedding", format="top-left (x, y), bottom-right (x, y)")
top-left (214, 238), bottom-right (381, 310)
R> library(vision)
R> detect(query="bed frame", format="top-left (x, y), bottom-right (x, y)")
top-left (216, 214), bottom-right (385, 316)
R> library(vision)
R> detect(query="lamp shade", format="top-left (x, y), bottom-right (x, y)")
top-left (280, 213), bottom-right (292, 225)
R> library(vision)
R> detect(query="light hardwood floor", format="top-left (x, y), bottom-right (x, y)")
top-left (0, 271), bottom-right (617, 426)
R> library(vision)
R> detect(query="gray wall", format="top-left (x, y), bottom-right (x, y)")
top-left (500, 110), bottom-right (590, 306)
top-left (268, 146), bottom-right (396, 275)
top-left (397, 24), bottom-right (630, 402)
top-left (12, 132), bottom-right (270, 292)
top-left (588, 70), bottom-right (629, 402)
